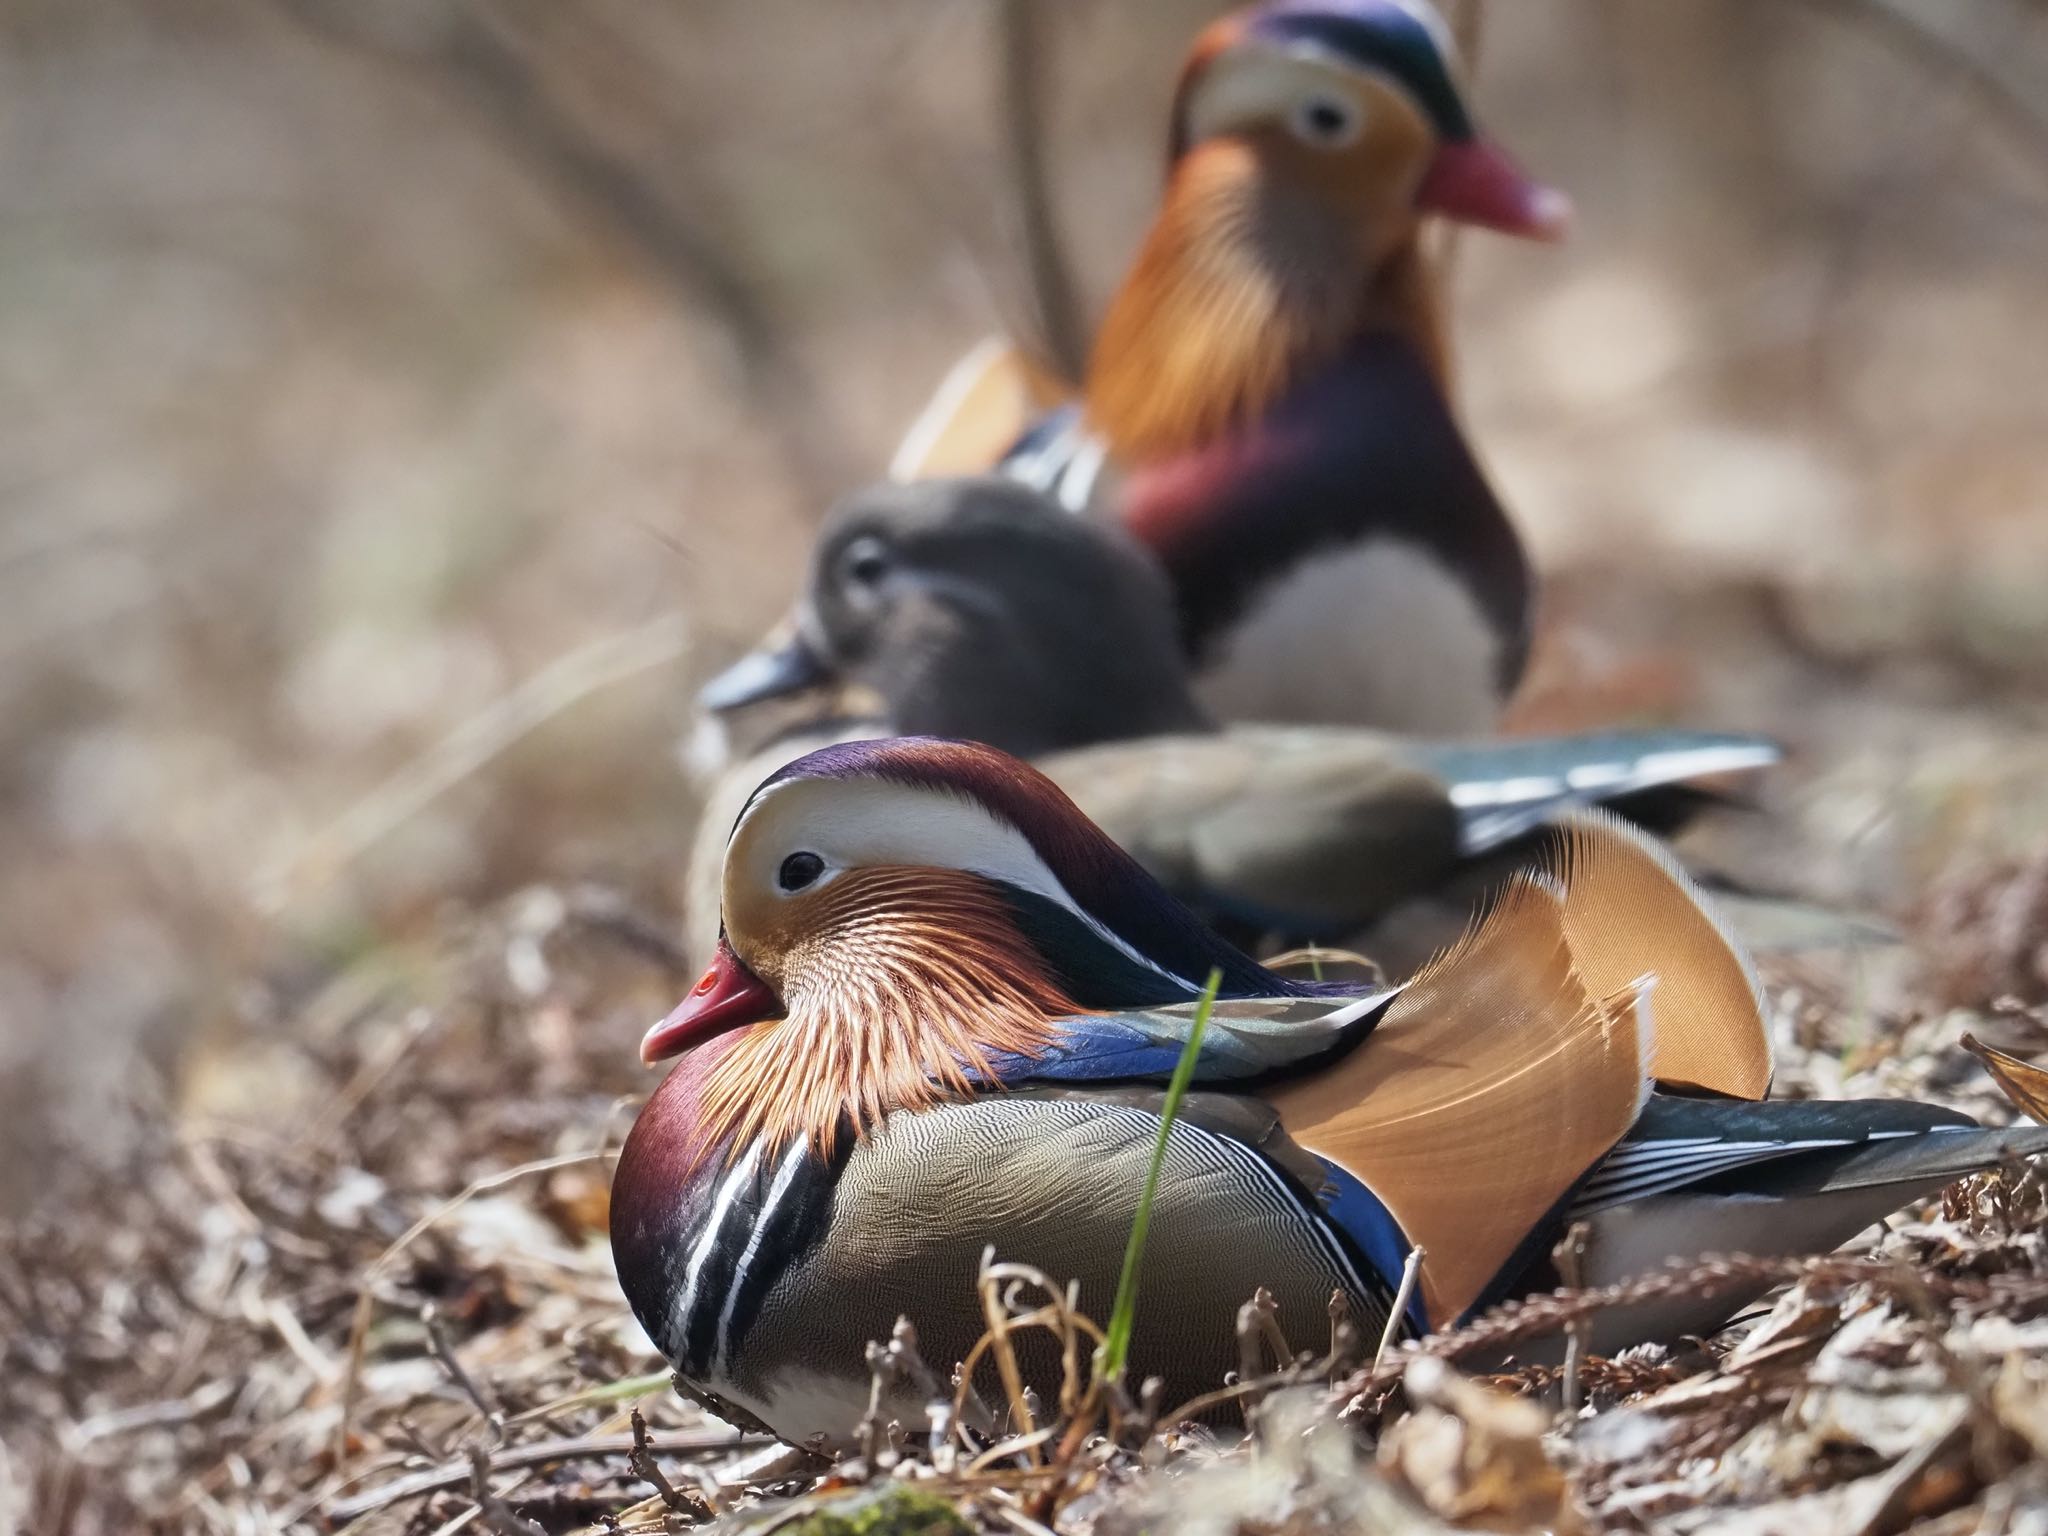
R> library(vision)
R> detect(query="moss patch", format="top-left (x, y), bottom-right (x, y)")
top-left (757, 1482), bottom-right (976, 1536)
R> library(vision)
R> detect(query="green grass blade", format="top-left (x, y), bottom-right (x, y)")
top-left (1096, 967), bottom-right (1222, 1385)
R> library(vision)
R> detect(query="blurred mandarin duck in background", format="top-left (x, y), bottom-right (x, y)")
top-left (612, 737), bottom-right (2046, 1448)
top-left (887, 0), bottom-right (1568, 735)
top-left (691, 476), bottom-right (1790, 966)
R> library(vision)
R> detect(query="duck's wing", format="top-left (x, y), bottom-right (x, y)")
top-left (889, 338), bottom-right (1075, 483)
top-left (989, 988), bottom-right (1399, 1088)
top-left (1413, 731), bottom-right (1780, 856)
top-left (1574, 1093), bottom-right (1985, 1215)
top-left (1046, 727), bottom-right (1787, 943)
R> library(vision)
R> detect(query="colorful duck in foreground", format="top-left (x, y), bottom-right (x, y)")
top-left (891, 0), bottom-right (1566, 734)
top-left (691, 476), bottom-right (1778, 960)
top-left (613, 737), bottom-right (2047, 1447)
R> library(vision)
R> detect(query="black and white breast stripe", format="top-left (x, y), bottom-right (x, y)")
top-left (667, 1138), bottom-right (835, 1381)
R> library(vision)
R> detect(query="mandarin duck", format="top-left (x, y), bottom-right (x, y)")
top-left (613, 737), bottom-right (2048, 1447)
top-left (890, 0), bottom-right (1565, 734)
top-left (691, 476), bottom-right (1778, 960)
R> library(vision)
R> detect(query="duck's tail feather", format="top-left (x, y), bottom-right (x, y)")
top-left (1417, 730), bottom-right (1780, 857)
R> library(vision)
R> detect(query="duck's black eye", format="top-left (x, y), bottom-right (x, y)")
top-left (1291, 94), bottom-right (1362, 148)
top-left (777, 851), bottom-right (825, 892)
top-left (840, 536), bottom-right (892, 587)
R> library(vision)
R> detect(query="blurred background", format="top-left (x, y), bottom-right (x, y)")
top-left (7, 0), bottom-right (2048, 1279)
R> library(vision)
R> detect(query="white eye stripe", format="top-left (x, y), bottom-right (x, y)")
top-left (731, 775), bottom-right (1197, 992)
top-left (1182, 49), bottom-right (1371, 154)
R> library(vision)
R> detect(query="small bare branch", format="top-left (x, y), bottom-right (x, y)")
top-left (466, 1445), bottom-right (548, 1536)
top-left (994, 0), bottom-right (1088, 381)
top-left (628, 1407), bottom-right (697, 1515)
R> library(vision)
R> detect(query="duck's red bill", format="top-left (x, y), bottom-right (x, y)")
top-left (1416, 139), bottom-right (1571, 242)
top-left (641, 941), bottom-right (779, 1065)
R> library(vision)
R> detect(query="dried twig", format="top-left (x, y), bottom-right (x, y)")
top-left (1341, 1249), bottom-right (2048, 1408)
top-left (335, 1150), bottom-right (606, 1471)
top-left (1790, 0), bottom-right (2048, 192)
top-left (1374, 1245), bottom-right (1426, 1372)
top-left (973, 1251), bottom-right (1044, 1460)
top-left (1232, 1289), bottom-right (1293, 1424)
top-left (272, 0), bottom-right (853, 490)
top-left (257, 615), bottom-right (690, 914)
top-left (423, 1302), bottom-right (503, 1433)
top-left (326, 1428), bottom-right (761, 1522)
top-left (466, 1445), bottom-right (548, 1536)
top-left (628, 1407), bottom-right (699, 1516)
top-left (1554, 1221), bottom-right (1591, 1418)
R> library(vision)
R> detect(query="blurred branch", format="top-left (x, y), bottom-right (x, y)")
top-left (1789, 0), bottom-right (2048, 189)
top-left (995, 0), bottom-right (1088, 381)
top-left (254, 613), bottom-right (691, 916)
top-left (273, 0), bottom-right (855, 492)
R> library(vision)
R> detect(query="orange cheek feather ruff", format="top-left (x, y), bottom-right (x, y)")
top-left (1086, 143), bottom-right (1363, 465)
top-left (689, 867), bottom-right (1079, 1170)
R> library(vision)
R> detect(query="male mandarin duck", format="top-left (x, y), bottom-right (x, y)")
top-left (612, 736), bottom-right (2048, 1447)
top-left (889, 0), bottom-right (1566, 734)
top-left (690, 476), bottom-right (1778, 961)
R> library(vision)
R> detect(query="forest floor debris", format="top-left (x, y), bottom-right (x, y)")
top-left (6, 872), bottom-right (2048, 1535)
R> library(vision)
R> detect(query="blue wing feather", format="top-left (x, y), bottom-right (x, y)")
top-left (978, 991), bottom-right (1398, 1089)
top-left (1317, 1159), bottom-right (1427, 1334)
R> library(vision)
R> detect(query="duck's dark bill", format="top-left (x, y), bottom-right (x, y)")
top-left (698, 629), bottom-right (829, 712)
top-left (641, 941), bottom-right (780, 1064)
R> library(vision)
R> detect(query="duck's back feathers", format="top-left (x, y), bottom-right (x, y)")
top-left (1040, 726), bottom-right (1460, 937)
